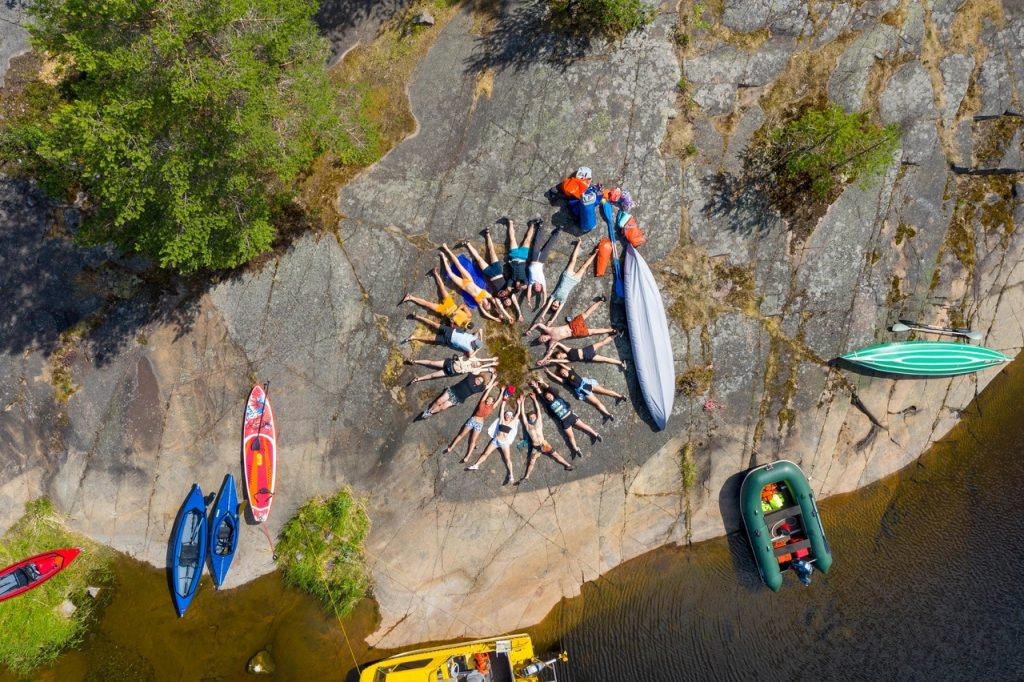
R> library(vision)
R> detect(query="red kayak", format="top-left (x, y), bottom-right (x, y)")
top-left (0, 548), bottom-right (81, 603)
top-left (243, 384), bottom-right (276, 523)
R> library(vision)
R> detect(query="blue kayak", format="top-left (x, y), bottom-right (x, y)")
top-left (170, 484), bottom-right (207, 617)
top-left (208, 474), bottom-right (239, 589)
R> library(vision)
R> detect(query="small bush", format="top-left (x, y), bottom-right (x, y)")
top-left (767, 103), bottom-right (899, 198)
top-left (0, 499), bottom-right (113, 675)
top-left (549, 0), bottom-right (657, 38)
top-left (277, 490), bottom-right (370, 618)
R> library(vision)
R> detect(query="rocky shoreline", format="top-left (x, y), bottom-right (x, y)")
top-left (1, 0), bottom-right (1022, 649)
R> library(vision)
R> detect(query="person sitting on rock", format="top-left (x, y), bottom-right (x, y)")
top-left (420, 370), bottom-right (495, 420)
top-left (518, 393), bottom-right (573, 483)
top-left (543, 365), bottom-right (624, 423)
top-left (536, 336), bottom-right (626, 370)
top-left (442, 375), bottom-right (499, 461)
top-left (404, 352), bottom-right (498, 385)
top-left (405, 314), bottom-right (482, 354)
top-left (525, 218), bottom-right (561, 310)
top-left (399, 267), bottom-right (474, 329)
top-left (532, 298), bottom-right (616, 347)
top-left (438, 248), bottom-right (510, 323)
top-left (528, 240), bottom-right (598, 329)
top-left (530, 378), bottom-right (602, 460)
top-left (465, 388), bottom-right (522, 485)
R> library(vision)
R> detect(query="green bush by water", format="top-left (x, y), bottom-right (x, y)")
top-left (277, 489), bottom-right (370, 618)
top-left (0, 499), bottom-right (113, 675)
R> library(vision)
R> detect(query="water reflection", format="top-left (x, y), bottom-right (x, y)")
top-left (529, 364), bottom-right (1024, 681)
top-left (6, 364), bottom-right (1024, 679)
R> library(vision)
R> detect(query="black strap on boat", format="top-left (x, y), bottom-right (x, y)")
top-left (764, 505), bottom-right (803, 526)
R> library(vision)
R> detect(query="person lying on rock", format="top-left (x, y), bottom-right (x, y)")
top-left (399, 267), bottom-right (474, 329)
top-left (404, 352), bottom-right (499, 385)
top-left (518, 393), bottom-right (574, 483)
top-left (524, 217), bottom-right (561, 310)
top-left (530, 378), bottom-right (602, 460)
top-left (536, 336), bottom-right (626, 370)
top-left (420, 370), bottom-right (495, 420)
top-left (438, 249), bottom-right (510, 323)
top-left (405, 314), bottom-right (482, 354)
top-left (465, 388), bottom-right (522, 485)
top-left (528, 240), bottom-right (598, 329)
top-left (532, 297), bottom-right (616, 347)
top-left (456, 225), bottom-right (524, 323)
top-left (543, 365), bottom-right (624, 424)
top-left (442, 375), bottom-right (499, 461)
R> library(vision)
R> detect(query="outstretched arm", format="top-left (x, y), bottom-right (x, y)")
top-left (543, 368), bottom-right (563, 385)
top-left (477, 301), bottom-right (501, 323)
top-left (507, 293), bottom-right (524, 322)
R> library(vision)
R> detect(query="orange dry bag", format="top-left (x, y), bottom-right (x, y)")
top-left (595, 239), bottom-right (613, 277)
top-left (561, 175), bottom-right (590, 199)
top-left (616, 211), bottom-right (646, 247)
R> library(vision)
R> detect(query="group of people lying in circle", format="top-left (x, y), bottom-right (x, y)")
top-left (399, 217), bottom-right (627, 486)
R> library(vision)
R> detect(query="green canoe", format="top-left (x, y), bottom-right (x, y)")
top-left (740, 460), bottom-right (832, 592)
top-left (841, 341), bottom-right (1009, 376)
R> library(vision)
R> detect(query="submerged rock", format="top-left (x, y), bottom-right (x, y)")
top-left (247, 649), bottom-right (276, 674)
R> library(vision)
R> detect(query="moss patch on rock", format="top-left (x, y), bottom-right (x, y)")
top-left (484, 321), bottom-right (532, 389)
top-left (277, 489), bottom-right (370, 618)
top-left (0, 499), bottom-right (113, 676)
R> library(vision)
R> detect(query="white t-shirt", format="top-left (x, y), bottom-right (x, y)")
top-left (528, 262), bottom-right (546, 288)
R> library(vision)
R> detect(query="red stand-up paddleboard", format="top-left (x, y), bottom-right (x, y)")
top-left (243, 384), bottom-right (276, 523)
top-left (0, 548), bottom-right (81, 603)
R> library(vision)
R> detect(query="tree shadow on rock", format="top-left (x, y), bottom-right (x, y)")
top-left (315, 0), bottom-right (415, 60)
top-left (0, 178), bottom-right (218, 368)
top-left (701, 170), bottom-right (776, 237)
top-left (463, 1), bottom-right (591, 75)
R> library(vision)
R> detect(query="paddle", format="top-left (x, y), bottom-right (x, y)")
top-left (891, 321), bottom-right (982, 341)
top-left (600, 199), bottom-right (624, 298)
top-left (251, 380), bottom-right (271, 451)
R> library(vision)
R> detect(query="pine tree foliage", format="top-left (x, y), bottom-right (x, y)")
top-left (6, 0), bottom-right (372, 272)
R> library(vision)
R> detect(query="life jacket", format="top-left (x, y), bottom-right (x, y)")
top-left (616, 210), bottom-right (646, 247)
top-left (474, 653), bottom-right (490, 673)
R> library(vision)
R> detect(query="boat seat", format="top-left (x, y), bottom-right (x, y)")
top-left (774, 539), bottom-right (812, 557)
top-left (763, 504), bottom-right (803, 526)
top-left (180, 544), bottom-right (201, 567)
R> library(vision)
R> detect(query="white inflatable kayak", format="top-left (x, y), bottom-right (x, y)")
top-left (623, 244), bottom-right (674, 430)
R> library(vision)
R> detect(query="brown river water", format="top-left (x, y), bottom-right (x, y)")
top-left (6, 361), bottom-right (1024, 680)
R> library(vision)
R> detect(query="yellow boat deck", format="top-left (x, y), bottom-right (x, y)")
top-left (358, 633), bottom-right (561, 682)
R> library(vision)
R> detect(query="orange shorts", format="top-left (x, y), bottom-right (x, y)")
top-left (568, 314), bottom-right (589, 338)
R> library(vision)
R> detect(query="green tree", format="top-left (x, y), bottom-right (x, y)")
top-left (4, 0), bottom-right (373, 272)
top-left (549, 0), bottom-right (657, 38)
top-left (768, 103), bottom-right (900, 197)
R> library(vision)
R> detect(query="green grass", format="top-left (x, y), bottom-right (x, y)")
top-left (277, 489), bottom-right (370, 618)
top-left (0, 499), bottom-right (113, 676)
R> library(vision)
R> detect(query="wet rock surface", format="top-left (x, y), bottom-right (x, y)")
top-left (1, 0), bottom-right (1023, 649)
